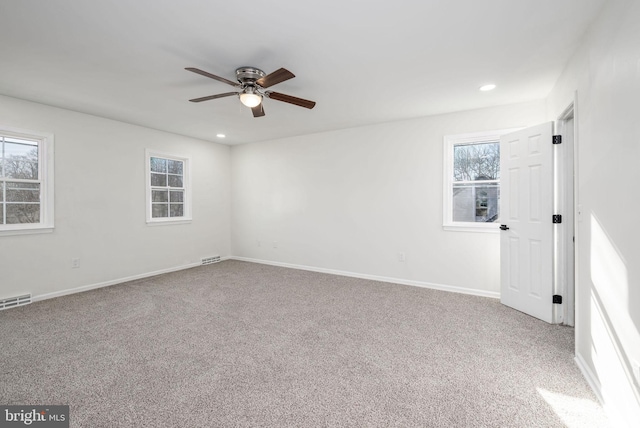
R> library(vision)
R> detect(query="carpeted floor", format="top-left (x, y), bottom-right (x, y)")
top-left (0, 260), bottom-right (609, 427)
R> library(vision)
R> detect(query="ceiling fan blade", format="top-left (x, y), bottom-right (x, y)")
top-left (267, 91), bottom-right (316, 109)
top-left (251, 104), bottom-right (265, 118)
top-left (189, 92), bottom-right (238, 102)
top-left (185, 67), bottom-right (239, 87)
top-left (256, 68), bottom-right (295, 88)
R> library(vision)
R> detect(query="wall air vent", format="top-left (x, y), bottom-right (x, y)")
top-left (201, 256), bottom-right (221, 265)
top-left (0, 293), bottom-right (32, 311)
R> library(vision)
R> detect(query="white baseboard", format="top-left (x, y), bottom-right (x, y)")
top-left (576, 349), bottom-right (640, 428)
top-left (33, 257), bottom-right (231, 302)
top-left (230, 256), bottom-right (500, 299)
top-left (574, 353), bottom-right (604, 404)
top-left (31, 254), bottom-right (497, 304)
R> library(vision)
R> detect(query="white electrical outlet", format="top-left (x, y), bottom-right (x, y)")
top-left (273, 241), bottom-right (278, 249)
top-left (71, 258), bottom-right (80, 269)
top-left (398, 252), bottom-right (406, 262)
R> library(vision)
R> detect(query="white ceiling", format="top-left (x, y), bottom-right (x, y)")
top-left (0, 0), bottom-right (606, 145)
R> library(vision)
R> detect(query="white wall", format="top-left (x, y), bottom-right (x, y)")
top-left (547, 0), bottom-right (640, 425)
top-left (231, 101), bottom-right (546, 296)
top-left (0, 95), bottom-right (231, 299)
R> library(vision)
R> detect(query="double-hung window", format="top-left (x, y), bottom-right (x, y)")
top-left (443, 129), bottom-right (517, 232)
top-left (0, 126), bottom-right (54, 236)
top-left (145, 150), bottom-right (191, 224)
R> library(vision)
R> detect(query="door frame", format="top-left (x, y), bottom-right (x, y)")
top-left (554, 98), bottom-right (577, 326)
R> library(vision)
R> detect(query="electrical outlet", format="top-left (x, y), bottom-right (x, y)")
top-left (273, 241), bottom-right (278, 249)
top-left (398, 252), bottom-right (406, 262)
top-left (71, 258), bottom-right (80, 269)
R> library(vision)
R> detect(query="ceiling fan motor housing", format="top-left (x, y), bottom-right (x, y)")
top-left (236, 67), bottom-right (266, 85)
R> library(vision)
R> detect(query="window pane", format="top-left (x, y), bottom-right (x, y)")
top-left (453, 142), bottom-right (500, 181)
top-left (2, 140), bottom-right (39, 180)
top-left (6, 182), bottom-right (39, 189)
top-left (168, 175), bottom-right (183, 187)
top-left (6, 184), bottom-right (40, 202)
top-left (170, 203), bottom-right (184, 217)
top-left (3, 136), bottom-right (38, 146)
top-left (167, 160), bottom-right (183, 175)
top-left (0, 205), bottom-right (3, 224)
top-left (4, 140), bottom-right (38, 156)
top-left (151, 173), bottom-right (167, 186)
top-left (152, 203), bottom-right (168, 218)
top-left (152, 190), bottom-right (168, 202)
top-left (6, 203), bottom-right (40, 224)
top-left (169, 190), bottom-right (184, 202)
top-left (3, 160), bottom-right (38, 180)
top-left (452, 182), bottom-right (499, 223)
top-left (0, 182), bottom-right (3, 202)
top-left (150, 157), bottom-right (167, 173)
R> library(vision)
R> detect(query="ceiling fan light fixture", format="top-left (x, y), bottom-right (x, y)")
top-left (239, 88), bottom-right (262, 108)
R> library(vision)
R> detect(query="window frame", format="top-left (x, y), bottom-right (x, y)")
top-left (443, 128), bottom-right (519, 233)
top-left (0, 125), bottom-right (55, 237)
top-left (145, 149), bottom-right (192, 225)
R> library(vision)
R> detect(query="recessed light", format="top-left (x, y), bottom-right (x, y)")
top-left (479, 84), bottom-right (496, 92)
top-left (216, 134), bottom-right (226, 138)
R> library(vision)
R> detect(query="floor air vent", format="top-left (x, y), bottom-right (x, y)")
top-left (0, 293), bottom-right (32, 310)
top-left (201, 256), bottom-right (221, 265)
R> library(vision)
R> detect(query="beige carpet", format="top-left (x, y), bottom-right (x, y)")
top-left (0, 260), bottom-right (609, 427)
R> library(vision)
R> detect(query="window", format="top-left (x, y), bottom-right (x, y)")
top-left (0, 126), bottom-right (54, 236)
top-left (443, 129), bottom-right (517, 232)
top-left (145, 150), bottom-right (191, 224)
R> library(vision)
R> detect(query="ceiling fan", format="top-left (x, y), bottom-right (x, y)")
top-left (185, 66), bottom-right (316, 117)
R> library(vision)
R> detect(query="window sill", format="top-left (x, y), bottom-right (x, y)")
top-left (0, 226), bottom-right (54, 237)
top-left (443, 224), bottom-right (500, 233)
top-left (146, 218), bottom-right (192, 226)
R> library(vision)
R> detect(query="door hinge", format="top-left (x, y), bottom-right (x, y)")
top-left (553, 295), bottom-right (563, 304)
top-left (553, 214), bottom-right (562, 224)
top-left (553, 135), bottom-right (562, 144)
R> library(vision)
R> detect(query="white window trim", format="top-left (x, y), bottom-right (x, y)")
top-left (443, 128), bottom-right (520, 233)
top-left (0, 125), bottom-right (54, 237)
top-left (145, 149), bottom-right (192, 225)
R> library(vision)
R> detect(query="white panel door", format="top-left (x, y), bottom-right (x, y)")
top-left (500, 122), bottom-right (554, 323)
